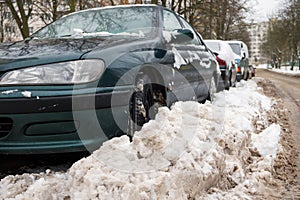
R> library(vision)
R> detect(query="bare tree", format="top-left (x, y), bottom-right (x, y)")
top-left (0, 1), bottom-right (5, 42)
top-left (263, 0), bottom-right (300, 69)
top-left (4, 0), bottom-right (34, 39)
top-left (33, 0), bottom-right (109, 25)
top-left (176, 0), bottom-right (250, 44)
top-left (285, 0), bottom-right (300, 70)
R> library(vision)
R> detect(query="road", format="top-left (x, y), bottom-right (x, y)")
top-left (256, 68), bottom-right (300, 190)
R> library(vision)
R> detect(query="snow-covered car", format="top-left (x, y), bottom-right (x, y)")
top-left (226, 40), bottom-right (250, 81)
top-left (204, 39), bottom-right (237, 89)
top-left (0, 5), bottom-right (219, 154)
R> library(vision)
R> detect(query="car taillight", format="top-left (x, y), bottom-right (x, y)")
top-left (216, 56), bottom-right (226, 66)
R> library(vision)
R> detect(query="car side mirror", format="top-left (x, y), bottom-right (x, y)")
top-left (212, 51), bottom-right (219, 56)
top-left (170, 29), bottom-right (194, 43)
top-left (242, 52), bottom-right (246, 59)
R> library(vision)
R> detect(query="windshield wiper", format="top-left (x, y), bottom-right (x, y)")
top-left (24, 35), bottom-right (39, 43)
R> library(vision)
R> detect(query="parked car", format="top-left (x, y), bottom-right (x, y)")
top-left (249, 65), bottom-right (255, 77)
top-left (0, 5), bottom-right (219, 154)
top-left (226, 40), bottom-right (250, 81)
top-left (204, 39), bottom-right (237, 89)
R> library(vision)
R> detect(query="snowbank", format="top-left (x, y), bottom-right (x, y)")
top-left (0, 80), bottom-right (281, 200)
top-left (251, 124), bottom-right (281, 158)
top-left (257, 63), bottom-right (300, 76)
top-left (271, 67), bottom-right (300, 76)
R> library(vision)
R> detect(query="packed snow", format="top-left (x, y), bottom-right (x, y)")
top-left (1, 89), bottom-right (18, 95)
top-left (21, 91), bottom-right (32, 98)
top-left (271, 66), bottom-right (300, 75)
top-left (251, 124), bottom-right (281, 158)
top-left (0, 79), bottom-right (283, 199)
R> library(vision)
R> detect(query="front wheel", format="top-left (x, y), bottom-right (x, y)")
top-left (224, 69), bottom-right (230, 90)
top-left (128, 75), bottom-right (154, 137)
top-left (243, 68), bottom-right (249, 81)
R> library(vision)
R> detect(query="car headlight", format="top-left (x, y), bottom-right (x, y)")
top-left (0, 60), bottom-right (105, 85)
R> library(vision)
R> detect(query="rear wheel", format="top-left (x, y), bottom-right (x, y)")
top-left (243, 68), bottom-right (249, 80)
top-left (224, 69), bottom-right (230, 90)
top-left (128, 74), bottom-right (165, 138)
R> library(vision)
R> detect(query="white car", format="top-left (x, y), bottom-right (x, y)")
top-left (204, 39), bottom-right (237, 89)
top-left (226, 40), bottom-right (250, 81)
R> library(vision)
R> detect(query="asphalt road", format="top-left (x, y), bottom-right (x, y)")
top-left (256, 68), bottom-right (300, 129)
top-left (256, 68), bottom-right (300, 185)
top-left (258, 69), bottom-right (300, 105)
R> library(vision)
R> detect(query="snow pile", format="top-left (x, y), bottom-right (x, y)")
top-left (272, 68), bottom-right (300, 76)
top-left (0, 80), bottom-right (281, 199)
top-left (251, 124), bottom-right (281, 158)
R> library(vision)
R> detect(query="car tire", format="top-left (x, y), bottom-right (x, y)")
top-left (243, 71), bottom-right (248, 81)
top-left (248, 69), bottom-right (252, 79)
top-left (224, 69), bottom-right (230, 90)
top-left (208, 74), bottom-right (217, 102)
top-left (128, 75), bottom-right (155, 138)
top-left (229, 69), bottom-right (236, 87)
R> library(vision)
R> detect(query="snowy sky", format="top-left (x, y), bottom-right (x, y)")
top-left (250, 0), bottom-right (282, 22)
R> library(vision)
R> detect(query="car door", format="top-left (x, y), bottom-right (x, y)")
top-left (163, 9), bottom-right (204, 100)
top-left (177, 16), bottom-right (214, 100)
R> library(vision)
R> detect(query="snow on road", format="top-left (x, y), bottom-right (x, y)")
top-left (0, 80), bottom-right (283, 199)
top-left (257, 64), bottom-right (300, 76)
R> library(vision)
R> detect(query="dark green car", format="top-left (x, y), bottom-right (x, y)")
top-left (0, 5), bottom-right (219, 154)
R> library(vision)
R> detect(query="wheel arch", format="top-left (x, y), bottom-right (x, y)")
top-left (135, 64), bottom-right (168, 100)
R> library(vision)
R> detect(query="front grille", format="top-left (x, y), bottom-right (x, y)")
top-left (0, 118), bottom-right (13, 138)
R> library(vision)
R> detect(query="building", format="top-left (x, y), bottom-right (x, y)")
top-left (248, 21), bottom-right (269, 64)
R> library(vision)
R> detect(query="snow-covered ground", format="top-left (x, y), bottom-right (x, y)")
top-left (257, 64), bottom-right (300, 76)
top-left (0, 80), bottom-right (283, 199)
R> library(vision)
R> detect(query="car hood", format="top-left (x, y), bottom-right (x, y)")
top-left (0, 37), bottom-right (141, 71)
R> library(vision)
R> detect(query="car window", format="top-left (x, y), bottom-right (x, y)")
top-left (205, 41), bottom-right (220, 52)
top-left (222, 42), bottom-right (234, 56)
top-left (163, 10), bottom-right (182, 31)
top-left (33, 7), bottom-right (155, 39)
top-left (228, 43), bottom-right (241, 55)
top-left (178, 16), bottom-right (201, 45)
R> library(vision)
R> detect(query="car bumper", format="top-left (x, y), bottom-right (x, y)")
top-left (0, 89), bottom-right (131, 154)
top-left (236, 73), bottom-right (243, 82)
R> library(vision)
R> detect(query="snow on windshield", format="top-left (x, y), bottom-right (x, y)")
top-left (34, 7), bottom-right (155, 39)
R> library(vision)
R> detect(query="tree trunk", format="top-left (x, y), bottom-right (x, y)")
top-left (0, 2), bottom-right (4, 42)
top-left (5, 0), bottom-right (32, 39)
top-left (68, 0), bottom-right (76, 13)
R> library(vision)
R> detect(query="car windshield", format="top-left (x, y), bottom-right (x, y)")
top-left (228, 43), bottom-right (241, 55)
top-left (205, 41), bottom-right (220, 53)
top-left (33, 6), bottom-right (156, 39)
